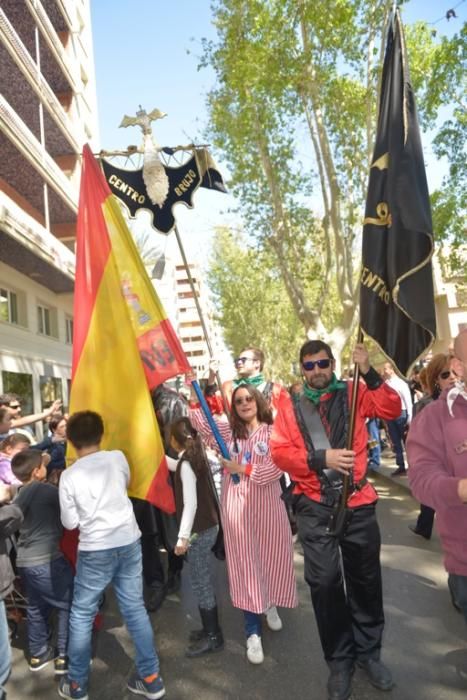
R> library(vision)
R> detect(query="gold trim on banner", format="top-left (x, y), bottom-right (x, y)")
top-left (371, 152), bottom-right (389, 170)
top-left (363, 202), bottom-right (392, 227)
top-left (360, 229), bottom-right (436, 378)
top-left (396, 11), bottom-right (409, 147)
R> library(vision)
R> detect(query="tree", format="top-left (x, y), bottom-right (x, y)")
top-left (404, 21), bottom-right (466, 271)
top-left (201, 0), bottom-right (466, 361)
top-left (208, 226), bottom-right (318, 382)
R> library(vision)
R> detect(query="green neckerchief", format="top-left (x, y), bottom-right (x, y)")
top-left (303, 373), bottom-right (346, 405)
top-left (233, 373), bottom-right (265, 388)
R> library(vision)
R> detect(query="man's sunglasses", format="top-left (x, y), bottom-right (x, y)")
top-left (234, 356), bottom-right (253, 365)
top-left (234, 395), bottom-right (255, 406)
top-left (302, 359), bottom-right (332, 371)
top-left (9, 404), bottom-right (20, 409)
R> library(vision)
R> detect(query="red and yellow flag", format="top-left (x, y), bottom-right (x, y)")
top-left (70, 144), bottom-right (191, 512)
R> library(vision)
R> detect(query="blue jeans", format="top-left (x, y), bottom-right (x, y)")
top-left (19, 555), bottom-right (74, 655)
top-left (68, 539), bottom-right (159, 687)
top-left (243, 610), bottom-right (262, 638)
top-left (0, 600), bottom-right (10, 693)
top-left (367, 419), bottom-right (381, 468)
top-left (448, 574), bottom-right (467, 625)
top-left (387, 411), bottom-right (407, 470)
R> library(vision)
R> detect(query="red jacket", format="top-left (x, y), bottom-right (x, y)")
top-left (270, 378), bottom-right (401, 508)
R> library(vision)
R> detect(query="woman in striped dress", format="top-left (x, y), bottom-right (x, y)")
top-left (189, 383), bottom-right (297, 664)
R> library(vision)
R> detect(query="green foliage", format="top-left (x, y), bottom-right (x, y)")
top-left (208, 227), bottom-right (311, 382)
top-left (202, 0), bottom-right (466, 354)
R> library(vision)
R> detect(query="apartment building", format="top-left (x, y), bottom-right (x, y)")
top-left (150, 244), bottom-right (232, 384)
top-left (0, 0), bottom-right (97, 431)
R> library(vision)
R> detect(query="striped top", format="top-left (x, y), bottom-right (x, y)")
top-left (189, 408), bottom-right (297, 613)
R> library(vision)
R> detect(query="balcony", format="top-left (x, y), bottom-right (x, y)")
top-left (24, 0), bottom-right (80, 93)
top-left (0, 95), bottom-right (78, 216)
top-left (0, 8), bottom-right (81, 153)
top-left (0, 191), bottom-right (75, 293)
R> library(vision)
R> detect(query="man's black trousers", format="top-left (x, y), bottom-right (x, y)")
top-left (296, 496), bottom-right (384, 670)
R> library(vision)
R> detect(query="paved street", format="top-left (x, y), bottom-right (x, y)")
top-left (6, 465), bottom-right (467, 700)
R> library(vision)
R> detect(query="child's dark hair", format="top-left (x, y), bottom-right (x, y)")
top-left (49, 414), bottom-right (66, 433)
top-left (11, 449), bottom-right (43, 483)
top-left (0, 433), bottom-right (31, 452)
top-left (66, 411), bottom-right (104, 449)
top-left (169, 417), bottom-right (208, 478)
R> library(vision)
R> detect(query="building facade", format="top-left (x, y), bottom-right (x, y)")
top-left (433, 247), bottom-right (467, 354)
top-left (150, 244), bottom-right (233, 385)
top-left (0, 0), bottom-right (98, 432)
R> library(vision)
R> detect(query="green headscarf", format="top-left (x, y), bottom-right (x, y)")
top-left (303, 373), bottom-right (346, 405)
top-left (233, 373), bottom-right (265, 388)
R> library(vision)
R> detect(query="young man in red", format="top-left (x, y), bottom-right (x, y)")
top-left (271, 340), bottom-right (401, 700)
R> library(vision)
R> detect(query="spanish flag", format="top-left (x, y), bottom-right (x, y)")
top-left (70, 144), bottom-right (191, 511)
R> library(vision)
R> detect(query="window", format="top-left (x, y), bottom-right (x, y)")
top-left (0, 287), bottom-right (18, 324)
top-left (65, 316), bottom-right (74, 345)
top-left (39, 376), bottom-right (63, 409)
top-left (37, 303), bottom-right (58, 338)
top-left (38, 305), bottom-right (51, 335)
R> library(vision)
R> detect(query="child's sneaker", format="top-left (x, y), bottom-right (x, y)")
top-left (29, 646), bottom-right (56, 671)
top-left (58, 676), bottom-right (89, 700)
top-left (54, 654), bottom-right (69, 675)
top-left (127, 671), bottom-right (166, 699)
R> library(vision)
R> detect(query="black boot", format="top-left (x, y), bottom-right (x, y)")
top-left (185, 606), bottom-right (224, 657)
top-left (146, 583), bottom-right (166, 612)
top-left (327, 666), bottom-right (354, 700)
top-left (188, 627), bottom-right (207, 643)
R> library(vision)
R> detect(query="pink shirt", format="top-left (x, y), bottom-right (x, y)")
top-left (0, 454), bottom-right (21, 486)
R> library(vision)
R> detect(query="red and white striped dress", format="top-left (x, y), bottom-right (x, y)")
top-left (189, 408), bottom-right (298, 614)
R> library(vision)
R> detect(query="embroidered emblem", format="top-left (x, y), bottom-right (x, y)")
top-left (254, 441), bottom-right (268, 456)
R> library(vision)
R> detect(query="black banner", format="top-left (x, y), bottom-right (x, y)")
top-left (101, 148), bottom-right (226, 235)
top-left (360, 10), bottom-right (436, 377)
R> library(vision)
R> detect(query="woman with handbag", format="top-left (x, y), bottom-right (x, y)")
top-left (167, 416), bottom-right (224, 657)
top-left (189, 382), bottom-right (297, 665)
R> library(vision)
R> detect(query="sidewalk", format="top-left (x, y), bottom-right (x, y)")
top-left (369, 447), bottom-right (412, 492)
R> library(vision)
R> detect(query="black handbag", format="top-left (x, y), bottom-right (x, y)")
top-left (211, 524), bottom-right (225, 561)
top-left (202, 444), bottom-right (226, 560)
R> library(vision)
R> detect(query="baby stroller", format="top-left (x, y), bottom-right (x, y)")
top-left (5, 534), bottom-right (27, 638)
top-left (5, 573), bottom-right (27, 638)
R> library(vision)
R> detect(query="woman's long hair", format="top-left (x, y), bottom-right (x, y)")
top-left (169, 417), bottom-right (208, 478)
top-left (425, 353), bottom-right (450, 398)
top-left (230, 385), bottom-right (273, 440)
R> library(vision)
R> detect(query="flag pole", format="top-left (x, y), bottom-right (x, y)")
top-left (173, 223), bottom-right (230, 415)
top-left (329, 327), bottom-right (363, 534)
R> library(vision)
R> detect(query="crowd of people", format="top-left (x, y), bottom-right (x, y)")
top-left (0, 330), bottom-right (466, 700)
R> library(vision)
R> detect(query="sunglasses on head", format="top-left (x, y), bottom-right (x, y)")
top-left (302, 358), bottom-right (331, 371)
top-left (234, 356), bottom-right (253, 365)
top-left (439, 370), bottom-right (453, 380)
top-left (234, 394), bottom-right (255, 406)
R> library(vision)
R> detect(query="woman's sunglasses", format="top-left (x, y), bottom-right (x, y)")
top-left (234, 395), bottom-right (255, 406)
top-left (439, 369), bottom-right (454, 380)
top-left (302, 359), bottom-right (331, 371)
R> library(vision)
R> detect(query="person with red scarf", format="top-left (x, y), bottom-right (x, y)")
top-left (270, 340), bottom-right (401, 700)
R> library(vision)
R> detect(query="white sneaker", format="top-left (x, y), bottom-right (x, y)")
top-left (265, 606), bottom-right (283, 631)
top-left (246, 634), bottom-right (264, 664)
